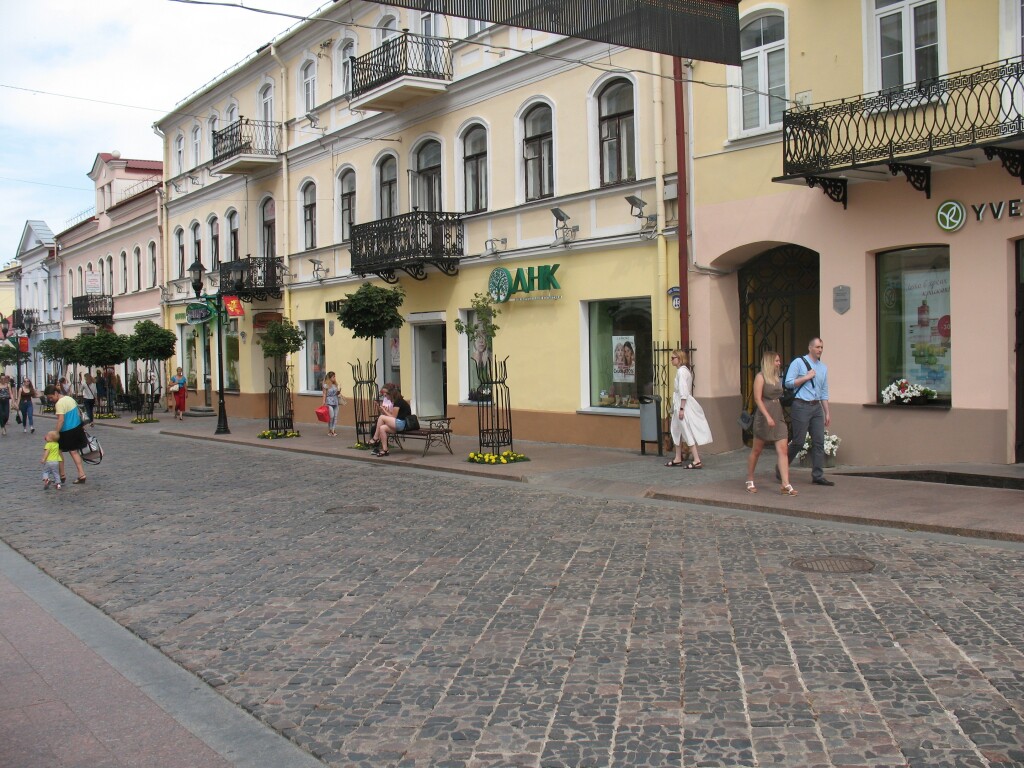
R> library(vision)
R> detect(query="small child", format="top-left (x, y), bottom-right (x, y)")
top-left (41, 431), bottom-right (62, 490)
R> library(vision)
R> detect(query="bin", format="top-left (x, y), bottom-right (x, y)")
top-left (639, 394), bottom-right (663, 456)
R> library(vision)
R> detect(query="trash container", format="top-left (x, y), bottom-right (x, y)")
top-left (639, 394), bottom-right (663, 456)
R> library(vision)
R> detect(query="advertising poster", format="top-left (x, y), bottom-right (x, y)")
top-left (902, 270), bottom-right (951, 392)
top-left (612, 335), bottom-right (635, 383)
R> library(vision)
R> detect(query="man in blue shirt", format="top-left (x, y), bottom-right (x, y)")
top-left (785, 337), bottom-right (834, 486)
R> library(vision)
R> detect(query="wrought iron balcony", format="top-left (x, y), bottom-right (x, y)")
top-left (218, 257), bottom-right (284, 302)
top-left (777, 56), bottom-right (1024, 206)
top-left (351, 210), bottom-right (463, 283)
top-left (349, 32), bottom-right (453, 112)
top-left (211, 118), bottom-right (282, 174)
top-left (72, 295), bottom-right (113, 325)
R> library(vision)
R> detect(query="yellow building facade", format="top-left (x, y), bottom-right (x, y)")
top-left (156, 5), bottom-right (689, 448)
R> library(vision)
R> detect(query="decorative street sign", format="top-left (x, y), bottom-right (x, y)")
top-left (185, 303), bottom-right (213, 325)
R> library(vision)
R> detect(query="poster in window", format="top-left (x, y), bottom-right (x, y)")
top-left (902, 270), bottom-right (950, 392)
top-left (612, 335), bottom-right (635, 383)
top-left (390, 336), bottom-right (400, 367)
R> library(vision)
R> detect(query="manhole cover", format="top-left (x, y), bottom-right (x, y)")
top-left (790, 556), bottom-right (876, 574)
top-left (325, 505), bottom-right (381, 515)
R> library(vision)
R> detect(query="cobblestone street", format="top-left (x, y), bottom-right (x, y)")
top-left (2, 427), bottom-right (1024, 767)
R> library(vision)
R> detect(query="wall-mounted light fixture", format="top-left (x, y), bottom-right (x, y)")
top-left (309, 257), bottom-right (329, 281)
top-left (239, 330), bottom-right (247, 344)
top-left (484, 237), bottom-right (507, 256)
top-left (625, 195), bottom-right (658, 239)
top-left (550, 207), bottom-right (578, 248)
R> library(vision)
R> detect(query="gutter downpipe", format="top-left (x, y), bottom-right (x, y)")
top-left (653, 54), bottom-right (668, 348)
top-left (152, 124), bottom-right (169, 342)
top-left (270, 44), bottom-right (292, 324)
top-left (673, 57), bottom-right (691, 350)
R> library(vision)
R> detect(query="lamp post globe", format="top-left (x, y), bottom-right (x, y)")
top-left (188, 258), bottom-right (206, 298)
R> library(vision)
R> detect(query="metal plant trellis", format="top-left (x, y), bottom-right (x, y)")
top-left (476, 357), bottom-right (512, 454)
top-left (349, 359), bottom-right (381, 445)
top-left (267, 362), bottom-right (294, 432)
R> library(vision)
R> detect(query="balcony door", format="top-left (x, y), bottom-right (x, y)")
top-left (412, 320), bottom-right (447, 418)
top-left (412, 140), bottom-right (442, 212)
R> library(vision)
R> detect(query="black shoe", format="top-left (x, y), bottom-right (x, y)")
top-left (812, 478), bottom-right (835, 486)
top-left (774, 465), bottom-right (782, 481)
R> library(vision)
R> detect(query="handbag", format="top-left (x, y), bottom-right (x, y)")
top-left (79, 432), bottom-right (103, 465)
top-left (16, 412), bottom-right (22, 425)
top-left (404, 414), bottom-right (420, 431)
top-left (315, 404), bottom-right (330, 423)
top-left (169, 383), bottom-right (180, 393)
top-left (737, 410), bottom-right (754, 431)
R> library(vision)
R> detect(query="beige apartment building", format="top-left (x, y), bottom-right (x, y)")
top-left (684, 0), bottom-right (1024, 465)
top-left (155, 4), bottom-right (695, 447)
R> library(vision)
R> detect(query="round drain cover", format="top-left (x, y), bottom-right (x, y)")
top-left (790, 556), bottom-right (875, 574)
top-left (325, 505), bottom-right (380, 515)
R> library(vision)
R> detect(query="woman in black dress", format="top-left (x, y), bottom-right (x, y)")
top-left (745, 350), bottom-right (798, 495)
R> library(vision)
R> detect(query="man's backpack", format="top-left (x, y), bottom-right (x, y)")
top-left (781, 356), bottom-right (813, 407)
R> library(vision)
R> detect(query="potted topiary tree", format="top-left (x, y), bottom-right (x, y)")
top-left (126, 320), bottom-right (177, 421)
top-left (454, 292), bottom-right (500, 403)
top-left (258, 319), bottom-right (306, 436)
top-left (73, 332), bottom-right (128, 418)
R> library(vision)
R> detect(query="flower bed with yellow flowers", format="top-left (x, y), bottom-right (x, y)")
top-left (94, 412), bottom-right (120, 420)
top-left (130, 417), bottom-right (160, 424)
top-left (467, 450), bottom-right (529, 465)
top-left (257, 429), bottom-right (301, 439)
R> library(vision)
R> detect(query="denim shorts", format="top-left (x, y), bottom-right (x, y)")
top-left (395, 418), bottom-right (407, 432)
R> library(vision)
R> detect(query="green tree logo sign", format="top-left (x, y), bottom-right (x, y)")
top-left (936, 200), bottom-right (966, 233)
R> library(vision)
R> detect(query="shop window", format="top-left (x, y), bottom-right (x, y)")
top-left (304, 320), bottom-right (326, 392)
top-left (877, 246), bottom-right (951, 400)
top-left (225, 319), bottom-right (240, 391)
top-left (587, 298), bottom-right (653, 409)
top-left (463, 309), bottom-right (492, 401)
top-left (383, 328), bottom-right (400, 387)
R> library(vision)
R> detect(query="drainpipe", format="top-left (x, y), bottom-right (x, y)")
top-left (673, 57), bottom-right (691, 350)
top-left (270, 44), bottom-right (292, 323)
top-left (652, 53), bottom-right (668, 347)
top-left (152, 123), bottom-right (169, 307)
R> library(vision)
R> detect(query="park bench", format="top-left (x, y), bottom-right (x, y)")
top-left (391, 416), bottom-right (454, 457)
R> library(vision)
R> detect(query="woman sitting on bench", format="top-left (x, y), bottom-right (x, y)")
top-left (370, 383), bottom-right (411, 457)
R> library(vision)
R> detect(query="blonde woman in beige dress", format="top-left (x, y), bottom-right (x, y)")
top-left (745, 350), bottom-right (798, 495)
top-left (666, 349), bottom-right (713, 468)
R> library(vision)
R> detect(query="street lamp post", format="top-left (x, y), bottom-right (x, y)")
top-left (187, 259), bottom-right (230, 435)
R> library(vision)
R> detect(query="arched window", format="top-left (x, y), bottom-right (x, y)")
top-left (148, 241), bottom-right (157, 288)
top-left (414, 140), bottom-right (442, 212)
top-left (302, 182), bottom-right (317, 249)
top-left (191, 222), bottom-right (202, 268)
top-left (301, 60), bottom-right (317, 113)
top-left (209, 217), bottom-right (220, 267)
top-left (260, 84), bottom-right (274, 123)
top-left (68, 270), bottom-right (74, 302)
top-left (379, 156), bottom-right (398, 219)
top-left (262, 198), bottom-right (276, 258)
top-left (740, 13), bottom-right (786, 130)
top-left (208, 116), bottom-right (219, 159)
top-left (120, 250), bottom-right (128, 294)
top-left (174, 135), bottom-right (185, 175)
top-left (227, 211), bottom-right (239, 261)
top-left (523, 104), bottom-right (553, 201)
top-left (339, 170), bottom-right (356, 242)
top-left (463, 125), bottom-right (488, 213)
top-left (191, 126), bottom-right (202, 167)
top-left (106, 255), bottom-right (114, 293)
top-left (134, 247), bottom-right (142, 292)
top-left (340, 40), bottom-right (355, 96)
top-left (380, 15), bottom-right (398, 42)
top-left (598, 79), bottom-right (636, 185)
top-left (77, 267), bottom-right (84, 297)
top-left (174, 228), bottom-right (185, 277)
top-left (226, 103), bottom-right (238, 124)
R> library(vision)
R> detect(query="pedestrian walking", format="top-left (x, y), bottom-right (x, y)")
top-left (40, 430), bottom-right (62, 490)
top-left (321, 371), bottom-right (348, 437)
top-left (81, 372), bottom-right (96, 425)
top-left (785, 336), bottom-right (834, 486)
top-left (745, 350), bottom-right (798, 496)
top-left (665, 349), bottom-right (713, 469)
top-left (168, 367), bottom-right (187, 421)
top-left (18, 379), bottom-right (37, 433)
top-left (43, 385), bottom-right (88, 484)
top-left (0, 373), bottom-right (14, 436)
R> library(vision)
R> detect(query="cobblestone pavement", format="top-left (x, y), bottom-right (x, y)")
top-left (2, 428), bottom-right (1024, 767)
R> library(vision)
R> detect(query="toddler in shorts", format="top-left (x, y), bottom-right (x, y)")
top-left (41, 430), bottom-right (62, 489)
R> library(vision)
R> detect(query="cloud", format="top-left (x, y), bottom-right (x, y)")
top-left (0, 0), bottom-right (324, 260)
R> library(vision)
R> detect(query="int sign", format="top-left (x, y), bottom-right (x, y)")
top-left (487, 264), bottom-right (560, 303)
top-left (84, 271), bottom-right (102, 294)
top-left (185, 303), bottom-right (213, 325)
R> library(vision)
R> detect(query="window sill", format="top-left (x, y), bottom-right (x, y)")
top-left (577, 407), bottom-right (639, 416)
top-left (862, 401), bottom-right (951, 411)
top-left (723, 128), bottom-right (782, 150)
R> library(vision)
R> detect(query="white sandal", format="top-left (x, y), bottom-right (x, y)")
top-left (745, 480), bottom-right (757, 494)
top-left (781, 484), bottom-right (799, 496)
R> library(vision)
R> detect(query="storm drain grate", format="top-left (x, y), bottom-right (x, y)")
top-left (325, 505), bottom-right (381, 515)
top-left (790, 556), bottom-right (876, 574)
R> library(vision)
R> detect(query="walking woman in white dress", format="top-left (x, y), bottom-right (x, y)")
top-left (666, 349), bottom-right (713, 468)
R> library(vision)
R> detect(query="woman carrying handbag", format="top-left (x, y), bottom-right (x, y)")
top-left (168, 367), bottom-right (188, 421)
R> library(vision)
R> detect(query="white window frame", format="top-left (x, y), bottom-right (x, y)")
top-left (134, 246), bottom-right (142, 292)
top-left (191, 125), bottom-right (202, 167)
top-left (120, 251), bottom-right (128, 294)
top-left (726, 6), bottom-right (788, 141)
top-left (863, 0), bottom-right (946, 93)
top-left (300, 180), bottom-right (317, 250)
top-left (300, 59), bottom-right (317, 113)
top-left (336, 166), bottom-right (356, 243)
top-left (514, 98), bottom-right (557, 206)
top-left (174, 134), bottom-right (185, 175)
top-left (998, 0), bottom-right (1023, 58)
top-left (337, 38), bottom-right (356, 98)
top-left (457, 120), bottom-right (490, 214)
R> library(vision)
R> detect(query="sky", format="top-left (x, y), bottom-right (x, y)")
top-left (0, 0), bottom-right (328, 265)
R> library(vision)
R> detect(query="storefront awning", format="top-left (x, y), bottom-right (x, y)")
top-left (372, 0), bottom-right (741, 66)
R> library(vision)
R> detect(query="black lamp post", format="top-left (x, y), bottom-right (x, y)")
top-left (0, 315), bottom-right (9, 384)
top-left (188, 258), bottom-right (230, 435)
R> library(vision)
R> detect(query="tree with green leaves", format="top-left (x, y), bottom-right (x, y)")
top-left (454, 292), bottom-right (501, 401)
top-left (75, 332), bottom-right (128, 414)
top-left (258, 319), bottom-right (307, 432)
top-left (127, 320), bottom-right (177, 417)
top-left (336, 282), bottom-right (406, 358)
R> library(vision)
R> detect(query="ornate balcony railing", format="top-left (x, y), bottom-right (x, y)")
top-left (212, 118), bottom-right (282, 165)
top-left (11, 308), bottom-right (39, 330)
top-left (72, 295), bottom-right (113, 324)
top-left (781, 56), bottom-right (1024, 177)
top-left (218, 257), bottom-right (284, 302)
top-left (351, 210), bottom-right (463, 283)
top-left (351, 32), bottom-right (453, 100)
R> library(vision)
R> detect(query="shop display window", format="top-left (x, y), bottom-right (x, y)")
top-left (304, 320), bottom-right (326, 392)
top-left (877, 246), bottom-right (951, 400)
top-left (588, 298), bottom-right (653, 408)
top-left (464, 310), bottom-right (492, 401)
